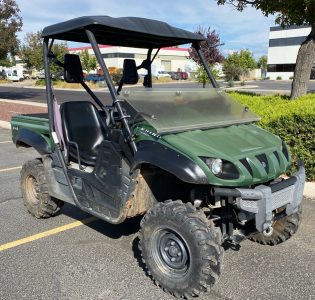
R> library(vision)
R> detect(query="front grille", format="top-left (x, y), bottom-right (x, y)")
top-left (273, 151), bottom-right (280, 165)
top-left (256, 154), bottom-right (269, 174)
top-left (240, 158), bottom-right (253, 177)
top-left (271, 187), bottom-right (293, 210)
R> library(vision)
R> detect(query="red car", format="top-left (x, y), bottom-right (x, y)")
top-left (179, 72), bottom-right (188, 80)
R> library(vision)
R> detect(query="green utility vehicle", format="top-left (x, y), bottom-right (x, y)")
top-left (11, 16), bottom-right (305, 299)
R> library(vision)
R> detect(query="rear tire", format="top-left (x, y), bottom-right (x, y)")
top-left (249, 204), bottom-right (302, 245)
top-left (138, 200), bottom-right (224, 299)
top-left (20, 159), bottom-right (64, 218)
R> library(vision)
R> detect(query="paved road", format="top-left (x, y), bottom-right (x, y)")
top-left (0, 126), bottom-right (315, 300)
top-left (1, 79), bottom-right (315, 105)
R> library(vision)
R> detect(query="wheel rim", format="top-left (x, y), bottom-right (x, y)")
top-left (152, 228), bottom-right (190, 279)
top-left (25, 175), bottom-right (40, 206)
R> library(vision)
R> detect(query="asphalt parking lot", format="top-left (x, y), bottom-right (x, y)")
top-left (0, 126), bottom-right (315, 300)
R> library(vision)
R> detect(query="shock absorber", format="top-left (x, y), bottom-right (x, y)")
top-left (194, 185), bottom-right (207, 207)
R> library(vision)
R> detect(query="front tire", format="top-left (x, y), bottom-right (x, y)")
top-left (20, 159), bottom-right (64, 218)
top-left (138, 200), bottom-right (224, 299)
top-left (249, 204), bottom-right (302, 245)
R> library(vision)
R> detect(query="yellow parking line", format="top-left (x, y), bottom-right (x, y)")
top-left (0, 141), bottom-right (12, 144)
top-left (0, 216), bottom-right (98, 252)
top-left (0, 166), bottom-right (22, 172)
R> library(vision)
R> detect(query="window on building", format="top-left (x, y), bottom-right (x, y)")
top-left (267, 64), bottom-right (296, 72)
top-left (269, 36), bottom-right (307, 47)
top-left (101, 53), bottom-right (135, 59)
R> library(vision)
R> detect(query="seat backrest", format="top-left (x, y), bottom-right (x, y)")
top-left (122, 59), bottom-right (138, 84)
top-left (60, 101), bottom-right (109, 156)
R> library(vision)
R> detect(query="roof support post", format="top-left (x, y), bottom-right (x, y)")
top-left (193, 42), bottom-right (219, 88)
top-left (43, 37), bottom-right (55, 133)
top-left (147, 48), bottom-right (153, 87)
top-left (85, 28), bottom-right (137, 154)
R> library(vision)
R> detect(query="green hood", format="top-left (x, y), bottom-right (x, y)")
top-left (162, 124), bottom-right (291, 186)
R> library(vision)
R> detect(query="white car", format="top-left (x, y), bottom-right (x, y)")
top-left (156, 71), bottom-right (171, 80)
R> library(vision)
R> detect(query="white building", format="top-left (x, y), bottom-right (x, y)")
top-left (68, 45), bottom-right (190, 73)
top-left (267, 25), bottom-right (311, 80)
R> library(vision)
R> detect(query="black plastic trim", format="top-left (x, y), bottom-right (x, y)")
top-left (270, 177), bottom-right (297, 193)
top-left (240, 158), bottom-right (253, 177)
top-left (131, 141), bottom-right (209, 184)
top-left (15, 128), bottom-right (52, 155)
top-left (282, 141), bottom-right (289, 161)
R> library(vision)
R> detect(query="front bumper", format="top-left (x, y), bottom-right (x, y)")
top-left (212, 160), bottom-right (305, 232)
top-left (237, 160), bottom-right (305, 232)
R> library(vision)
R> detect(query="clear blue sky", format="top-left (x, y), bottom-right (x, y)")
top-left (15, 0), bottom-right (277, 60)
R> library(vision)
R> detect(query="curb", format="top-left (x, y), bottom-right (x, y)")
top-left (303, 182), bottom-right (315, 199)
top-left (0, 120), bottom-right (11, 129)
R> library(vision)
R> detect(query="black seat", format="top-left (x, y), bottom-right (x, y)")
top-left (60, 101), bottom-right (109, 166)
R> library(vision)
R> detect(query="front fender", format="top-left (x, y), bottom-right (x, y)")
top-left (131, 140), bottom-right (209, 184)
top-left (15, 128), bottom-right (52, 155)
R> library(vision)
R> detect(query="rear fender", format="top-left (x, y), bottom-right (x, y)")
top-left (131, 140), bottom-right (209, 184)
top-left (15, 128), bottom-right (52, 155)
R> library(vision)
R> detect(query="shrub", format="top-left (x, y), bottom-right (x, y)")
top-left (224, 65), bottom-right (241, 81)
top-left (227, 80), bottom-right (234, 87)
top-left (276, 76), bottom-right (282, 80)
top-left (263, 77), bottom-right (270, 80)
top-left (289, 76), bottom-right (294, 80)
top-left (252, 77), bottom-right (257, 81)
top-left (111, 71), bottom-right (123, 86)
top-left (228, 92), bottom-right (315, 180)
top-left (240, 81), bottom-right (246, 86)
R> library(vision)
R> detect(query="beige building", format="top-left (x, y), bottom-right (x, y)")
top-left (68, 45), bottom-right (190, 73)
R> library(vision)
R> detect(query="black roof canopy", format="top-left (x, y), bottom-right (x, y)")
top-left (41, 16), bottom-right (205, 48)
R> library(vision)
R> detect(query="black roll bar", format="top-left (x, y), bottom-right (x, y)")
top-left (193, 42), bottom-right (219, 88)
top-left (85, 29), bottom-right (137, 154)
top-left (43, 38), bottom-right (55, 134)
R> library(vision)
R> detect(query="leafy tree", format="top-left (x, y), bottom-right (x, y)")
top-left (189, 26), bottom-right (225, 65)
top-left (78, 48), bottom-right (98, 73)
top-left (0, 0), bottom-right (22, 60)
top-left (11, 55), bottom-right (16, 66)
top-left (194, 64), bottom-right (220, 88)
top-left (257, 55), bottom-right (268, 70)
top-left (20, 30), bottom-right (68, 73)
top-left (223, 49), bottom-right (256, 77)
top-left (216, 0), bottom-right (315, 99)
top-left (0, 55), bottom-right (11, 67)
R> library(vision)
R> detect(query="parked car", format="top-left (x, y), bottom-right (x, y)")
top-left (52, 71), bottom-right (64, 80)
top-left (84, 73), bottom-right (104, 83)
top-left (31, 72), bottom-right (45, 80)
top-left (168, 71), bottom-right (181, 80)
top-left (156, 70), bottom-right (171, 80)
top-left (179, 71), bottom-right (188, 80)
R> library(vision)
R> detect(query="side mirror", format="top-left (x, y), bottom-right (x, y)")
top-left (64, 54), bottom-right (83, 83)
top-left (122, 59), bottom-right (138, 84)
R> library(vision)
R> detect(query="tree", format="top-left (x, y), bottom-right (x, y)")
top-left (20, 30), bottom-right (68, 73)
top-left (0, 0), bottom-right (22, 60)
top-left (257, 55), bottom-right (268, 70)
top-left (11, 55), bottom-right (16, 66)
top-left (223, 49), bottom-right (256, 78)
top-left (216, 0), bottom-right (315, 99)
top-left (224, 65), bottom-right (242, 81)
top-left (194, 64), bottom-right (220, 88)
top-left (78, 48), bottom-right (98, 73)
top-left (189, 26), bottom-right (225, 65)
top-left (0, 55), bottom-right (11, 67)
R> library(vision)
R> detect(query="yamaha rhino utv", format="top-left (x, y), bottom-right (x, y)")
top-left (11, 16), bottom-right (305, 299)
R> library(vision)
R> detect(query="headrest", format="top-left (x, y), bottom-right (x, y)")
top-left (122, 59), bottom-right (138, 85)
top-left (64, 54), bottom-right (83, 83)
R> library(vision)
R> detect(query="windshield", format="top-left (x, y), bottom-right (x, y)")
top-left (120, 88), bottom-right (261, 134)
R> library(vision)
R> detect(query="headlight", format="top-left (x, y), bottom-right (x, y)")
top-left (200, 157), bottom-right (239, 179)
top-left (205, 158), bottom-right (222, 175)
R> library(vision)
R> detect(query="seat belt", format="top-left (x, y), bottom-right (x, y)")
top-left (51, 79), bottom-right (67, 157)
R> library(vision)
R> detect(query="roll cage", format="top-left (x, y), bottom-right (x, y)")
top-left (41, 16), bottom-right (219, 162)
